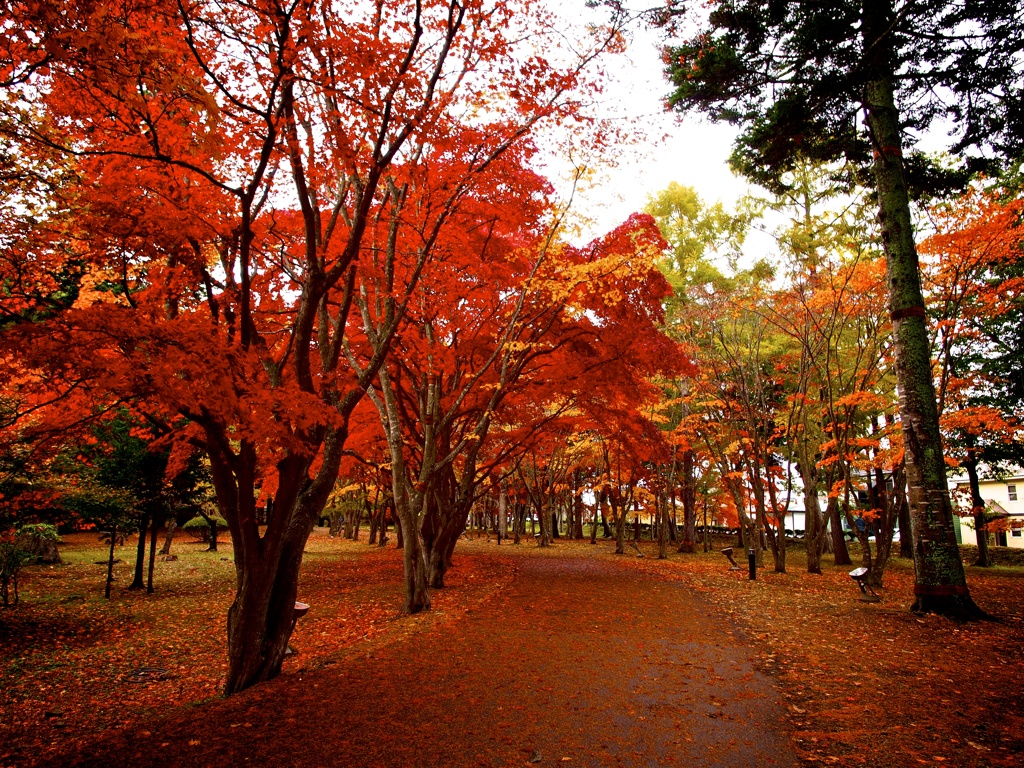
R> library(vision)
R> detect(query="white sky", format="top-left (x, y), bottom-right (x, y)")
top-left (547, 11), bottom-right (770, 254)
top-left (575, 26), bottom-right (749, 215)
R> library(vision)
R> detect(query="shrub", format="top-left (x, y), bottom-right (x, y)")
top-left (1, 538), bottom-right (33, 607)
top-left (15, 523), bottom-right (62, 564)
top-left (182, 515), bottom-right (228, 542)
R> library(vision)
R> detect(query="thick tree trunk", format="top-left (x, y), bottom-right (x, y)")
top-left (828, 498), bottom-right (852, 566)
top-left (398, 502), bottom-right (431, 613)
top-left (207, 426), bottom-right (346, 696)
top-left (423, 487), bottom-right (472, 589)
top-left (536, 498), bottom-right (551, 547)
top-left (802, 467), bottom-right (825, 575)
top-left (160, 518), bottom-right (177, 556)
top-left (862, 45), bottom-right (979, 617)
top-left (613, 496), bottom-right (626, 554)
top-left (426, 534), bottom-right (449, 589)
top-left (225, 535), bottom-right (306, 695)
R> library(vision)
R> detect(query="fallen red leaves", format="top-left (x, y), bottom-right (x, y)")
top-left (631, 539), bottom-right (1024, 768)
top-left (0, 529), bottom-right (514, 767)
top-left (2, 533), bottom-right (1022, 768)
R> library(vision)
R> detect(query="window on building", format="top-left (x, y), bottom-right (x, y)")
top-left (1012, 529), bottom-right (1022, 538)
top-left (1010, 484), bottom-right (1018, 502)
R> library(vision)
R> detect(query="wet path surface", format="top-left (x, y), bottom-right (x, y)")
top-left (68, 552), bottom-right (796, 768)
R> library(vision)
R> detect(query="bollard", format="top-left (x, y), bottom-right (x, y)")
top-left (748, 548), bottom-right (756, 580)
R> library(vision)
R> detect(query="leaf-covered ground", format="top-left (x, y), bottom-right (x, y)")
top-left (1, 532), bottom-right (1022, 767)
top-left (632, 541), bottom-right (1024, 768)
top-left (0, 529), bottom-right (511, 766)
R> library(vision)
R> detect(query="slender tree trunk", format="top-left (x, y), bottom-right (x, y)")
top-left (679, 449), bottom-right (695, 552)
top-left (897, 472), bottom-right (913, 558)
top-left (861, 25), bottom-right (979, 616)
top-left (369, 505), bottom-right (379, 545)
top-left (658, 490), bottom-right (668, 560)
top-left (613, 495), bottom-right (626, 555)
top-left (129, 514), bottom-right (148, 590)
top-left (702, 497), bottom-right (709, 552)
top-left (146, 517), bottom-right (159, 593)
top-left (379, 501), bottom-right (392, 547)
top-left (964, 457), bottom-right (991, 568)
top-left (397, 499), bottom-right (431, 613)
top-left (104, 524), bottom-right (117, 600)
top-left (865, 421), bottom-right (899, 588)
top-left (498, 483), bottom-right (508, 545)
top-left (745, 457), bottom-right (769, 569)
top-left (765, 473), bottom-right (786, 574)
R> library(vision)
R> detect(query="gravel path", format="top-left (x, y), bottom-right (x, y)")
top-left (66, 550), bottom-right (796, 768)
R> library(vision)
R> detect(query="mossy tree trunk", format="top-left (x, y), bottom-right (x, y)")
top-left (861, 1), bottom-right (980, 617)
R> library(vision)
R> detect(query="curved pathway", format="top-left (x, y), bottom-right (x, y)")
top-left (68, 550), bottom-right (796, 768)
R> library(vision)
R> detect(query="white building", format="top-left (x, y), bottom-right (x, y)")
top-left (948, 468), bottom-right (1024, 549)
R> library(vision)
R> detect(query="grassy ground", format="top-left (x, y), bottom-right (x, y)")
top-left (1, 529), bottom-right (1022, 767)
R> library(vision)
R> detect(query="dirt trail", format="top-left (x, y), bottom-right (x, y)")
top-left (65, 550), bottom-right (796, 767)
